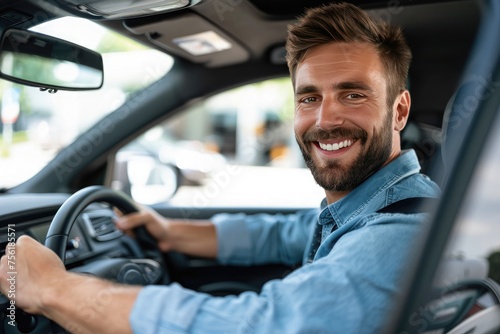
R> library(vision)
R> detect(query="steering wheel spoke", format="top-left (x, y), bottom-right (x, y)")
top-left (70, 258), bottom-right (163, 285)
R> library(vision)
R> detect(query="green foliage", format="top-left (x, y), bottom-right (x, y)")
top-left (0, 130), bottom-right (28, 144)
top-left (245, 77), bottom-right (295, 121)
top-left (487, 250), bottom-right (500, 283)
top-left (96, 30), bottom-right (148, 53)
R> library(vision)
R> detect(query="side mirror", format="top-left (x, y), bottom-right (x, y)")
top-left (0, 29), bottom-right (103, 91)
top-left (113, 152), bottom-right (180, 205)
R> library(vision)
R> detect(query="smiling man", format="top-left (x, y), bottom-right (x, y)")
top-left (293, 42), bottom-right (407, 203)
top-left (0, 3), bottom-right (439, 334)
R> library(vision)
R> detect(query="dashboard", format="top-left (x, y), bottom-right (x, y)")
top-left (0, 192), bottom-right (166, 333)
top-left (0, 193), bottom-right (144, 268)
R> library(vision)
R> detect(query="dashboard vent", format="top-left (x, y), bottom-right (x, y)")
top-left (0, 242), bottom-right (6, 257)
top-left (82, 210), bottom-right (123, 241)
top-left (0, 232), bottom-right (12, 257)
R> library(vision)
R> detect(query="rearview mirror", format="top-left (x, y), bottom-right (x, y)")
top-left (0, 29), bottom-right (103, 91)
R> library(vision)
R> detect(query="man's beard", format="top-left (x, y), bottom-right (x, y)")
top-left (297, 111), bottom-right (393, 192)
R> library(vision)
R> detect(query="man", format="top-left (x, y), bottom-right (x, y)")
top-left (0, 2), bottom-right (439, 333)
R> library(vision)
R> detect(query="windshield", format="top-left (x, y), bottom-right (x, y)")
top-left (0, 17), bottom-right (173, 189)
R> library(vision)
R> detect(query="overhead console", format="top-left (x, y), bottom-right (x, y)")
top-left (124, 11), bottom-right (250, 67)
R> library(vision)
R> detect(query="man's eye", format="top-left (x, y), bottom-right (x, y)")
top-left (346, 93), bottom-right (364, 99)
top-left (301, 97), bottom-right (318, 103)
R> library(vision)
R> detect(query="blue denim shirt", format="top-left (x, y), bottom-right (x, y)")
top-left (130, 150), bottom-right (440, 333)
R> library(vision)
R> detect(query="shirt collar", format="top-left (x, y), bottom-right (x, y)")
top-left (318, 150), bottom-right (422, 227)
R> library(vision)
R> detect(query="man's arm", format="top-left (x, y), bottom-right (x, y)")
top-left (0, 236), bottom-right (138, 334)
top-left (116, 205), bottom-right (318, 266)
top-left (1, 213), bottom-right (425, 334)
top-left (44, 272), bottom-right (139, 334)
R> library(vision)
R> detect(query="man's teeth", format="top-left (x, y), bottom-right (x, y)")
top-left (319, 140), bottom-right (353, 151)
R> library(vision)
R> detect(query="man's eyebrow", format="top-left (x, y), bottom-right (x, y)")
top-left (334, 81), bottom-right (373, 92)
top-left (295, 81), bottom-right (373, 96)
top-left (295, 85), bottom-right (318, 96)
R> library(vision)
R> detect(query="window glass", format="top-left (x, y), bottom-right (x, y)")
top-left (423, 109), bottom-right (500, 332)
top-left (112, 77), bottom-right (325, 208)
top-left (435, 117), bottom-right (500, 285)
top-left (0, 17), bottom-right (173, 189)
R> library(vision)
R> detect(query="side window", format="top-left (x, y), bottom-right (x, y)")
top-left (435, 124), bottom-right (500, 287)
top-left (417, 110), bottom-right (500, 332)
top-left (111, 77), bottom-right (324, 208)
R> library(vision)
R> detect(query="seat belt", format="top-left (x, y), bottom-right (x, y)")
top-left (306, 196), bottom-right (439, 263)
top-left (377, 196), bottom-right (439, 214)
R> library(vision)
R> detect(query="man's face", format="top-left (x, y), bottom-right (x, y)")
top-left (294, 42), bottom-right (403, 199)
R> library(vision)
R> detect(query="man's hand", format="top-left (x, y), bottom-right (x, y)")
top-left (115, 205), bottom-right (174, 252)
top-left (1, 235), bottom-right (139, 334)
top-left (115, 205), bottom-right (218, 259)
top-left (0, 235), bottom-right (66, 314)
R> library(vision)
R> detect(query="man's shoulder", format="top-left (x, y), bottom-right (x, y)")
top-left (388, 171), bottom-right (441, 202)
top-left (351, 172), bottom-right (440, 229)
top-left (345, 172), bottom-right (440, 228)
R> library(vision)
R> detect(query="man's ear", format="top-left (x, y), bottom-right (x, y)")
top-left (393, 90), bottom-right (411, 132)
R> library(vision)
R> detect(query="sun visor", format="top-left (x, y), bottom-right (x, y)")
top-left (124, 12), bottom-right (250, 67)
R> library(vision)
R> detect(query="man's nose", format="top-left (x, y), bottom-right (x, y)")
top-left (315, 98), bottom-right (345, 130)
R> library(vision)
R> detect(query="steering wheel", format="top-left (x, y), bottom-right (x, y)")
top-left (1, 186), bottom-right (169, 333)
top-left (46, 185), bottom-right (168, 284)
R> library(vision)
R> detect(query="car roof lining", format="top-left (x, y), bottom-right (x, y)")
top-left (247, 0), bottom-right (467, 17)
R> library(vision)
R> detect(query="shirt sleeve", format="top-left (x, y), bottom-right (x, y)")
top-left (211, 209), bottom-right (318, 266)
top-left (129, 213), bottom-right (425, 334)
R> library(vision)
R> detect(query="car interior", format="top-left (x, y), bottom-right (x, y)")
top-left (0, 0), bottom-right (500, 333)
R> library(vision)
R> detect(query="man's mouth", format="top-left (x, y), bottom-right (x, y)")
top-left (318, 139), bottom-right (354, 151)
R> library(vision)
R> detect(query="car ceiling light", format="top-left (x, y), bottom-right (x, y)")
top-left (63, 0), bottom-right (201, 18)
top-left (173, 31), bottom-right (232, 56)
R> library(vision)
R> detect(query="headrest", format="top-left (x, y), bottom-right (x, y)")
top-left (440, 0), bottom-right (500, 186)
top-left (440, 80), bottom-right (486, 184)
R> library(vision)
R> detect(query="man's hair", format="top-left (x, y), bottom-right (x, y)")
top-left (286, 2), bottom-right (412, 105)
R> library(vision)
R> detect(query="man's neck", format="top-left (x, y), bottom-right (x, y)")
top-left (325, 190), bottom-right (350, 205)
